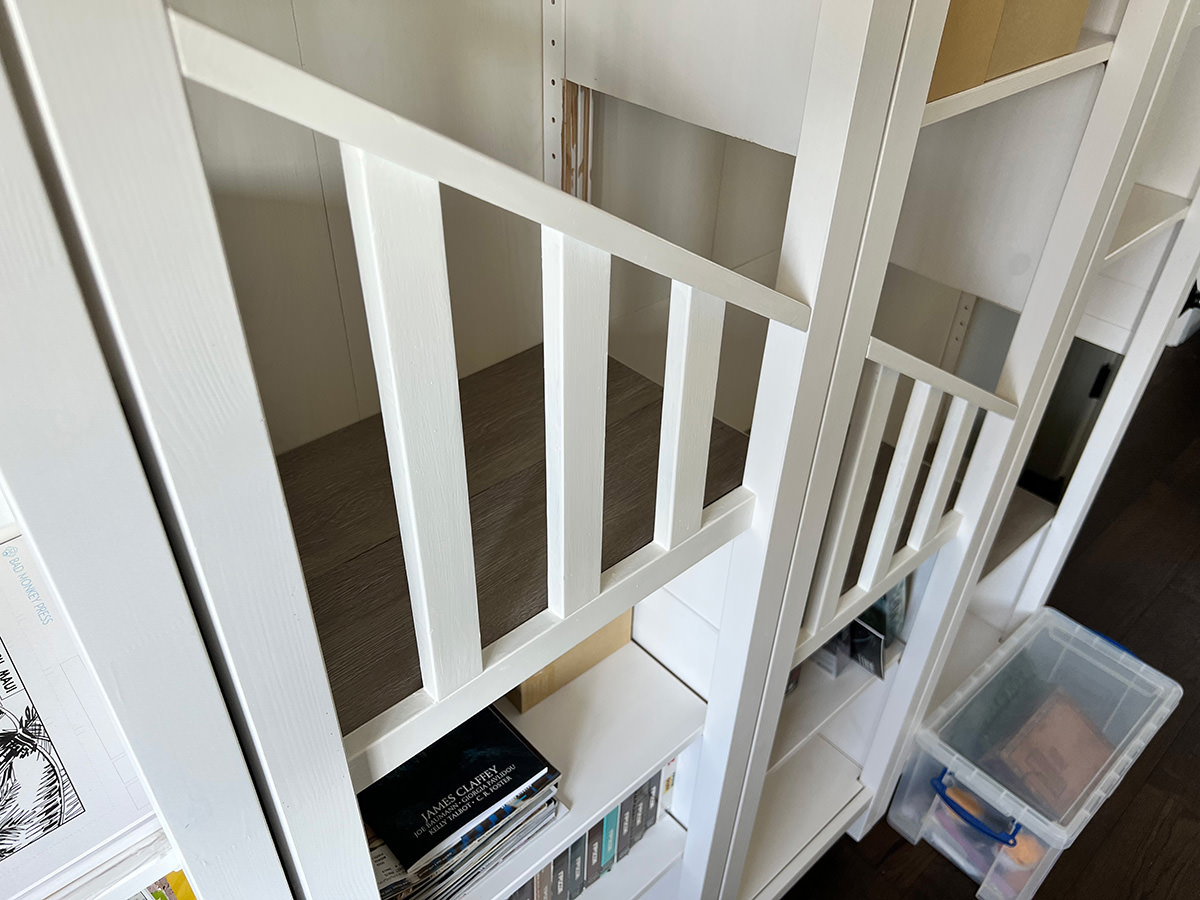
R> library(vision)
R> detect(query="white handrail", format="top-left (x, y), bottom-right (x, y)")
top-left (168, 11), bottom-right (811, 331)
top-left (866, 337), bottom-right (1019, 417)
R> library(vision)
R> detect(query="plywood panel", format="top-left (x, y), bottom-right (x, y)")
top-left (566, 0), bottom-right (822, 154)
top-left (892, 66), bottom-right (1104, 311)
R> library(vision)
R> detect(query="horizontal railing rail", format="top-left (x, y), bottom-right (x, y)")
top-left (169, 11), bottom-right (810, 330)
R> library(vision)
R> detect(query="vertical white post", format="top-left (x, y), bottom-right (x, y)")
top-left (678, 4), bottom-right (918, 899)
top-left (656, 282), bottom-right (726, 548)
top-left (908, 396), bottom-right (974, 549)
top-left (806, 362), bottom-right (899, 630)
top-left (342, 147), bottom-right (484, 699)
top-left (0, 54), bottom-right (291, 900)
top-left (3, 3), bottom-right (381, 896)
top-left (858, 382), bottom-right (942, 588)
top-left (542, 227), bottom-right (611, 618)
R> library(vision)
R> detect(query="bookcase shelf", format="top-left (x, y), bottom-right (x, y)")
top-left (737, 736), bottom-right (869, 900)
top-left (576, 815), bottom-right (687, 900)
top-left (769, 642), bottom-right (903, 776)
top-left (1104, 183), bottom-right (1191, 265)
top-left (922, 30), bottom-right (1114, 127)
top-left (456, 643), bottom-right (705, 900)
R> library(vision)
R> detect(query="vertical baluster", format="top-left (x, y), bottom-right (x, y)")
top-left (543, 226), bottom-right (611, 617)
top-left (342, 146), bottom-right (483, 698)
top-left (908, 396), bottom-right (975, 549)
top-left (656, 282), bottom-right (726, 548)
top-left (859, 381), bottom-right (942, 589)
top-left (805, 362), bottom-right (899, 630)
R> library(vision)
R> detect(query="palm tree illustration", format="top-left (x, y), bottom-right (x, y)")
top-left (0, 704), bottom-right (69, 858)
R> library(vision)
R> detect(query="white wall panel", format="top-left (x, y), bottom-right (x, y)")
top-left (565, 0), bottom-right (821, 155)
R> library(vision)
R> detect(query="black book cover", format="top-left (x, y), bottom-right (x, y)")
top-left (511, 880), bottom-right (534, 900)
top-left (358, 706), bottom-right (557, 871)
top-left (643, 771), bottom-right (661, 828)
top-left (617, 794), bottom-right (635, 861)
top-left (567, 836), bottom-right (586, 899)
top-left (629, 782), bottom-right (648, 847)
top-left (584, 822), bottom-right (604, 887)
top-left (552, 850), bottom-right (569, 900)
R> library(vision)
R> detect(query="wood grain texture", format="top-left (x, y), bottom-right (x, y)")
top-left (657, 284), bottom-right (727, 547)
top-left (343, 147), bottom-right (483, 698)
top-left (543, 228), bottom-right (611, 616)
top-left (278, 348), bottom-right (747, 733)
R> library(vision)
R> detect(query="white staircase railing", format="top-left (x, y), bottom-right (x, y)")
top-left (169, 11), bottom-right (814, 786)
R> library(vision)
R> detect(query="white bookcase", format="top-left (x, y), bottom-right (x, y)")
top-left (0, 1), bottom-right (1197, 900)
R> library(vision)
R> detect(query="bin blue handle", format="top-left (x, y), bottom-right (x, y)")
top-left (930, 768), bottom-right (1022, 847)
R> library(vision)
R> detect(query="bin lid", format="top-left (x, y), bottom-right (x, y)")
top-left (916, 608), bottom-right (1181, 847)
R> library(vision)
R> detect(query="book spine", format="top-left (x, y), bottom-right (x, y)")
top-left (567, 835), bottom-right (586, 899)
top-left (651, 761), bottom-right (669, 821)
top-left (584, 822), bottom-right (604, 887)
top-left (616, 794), bottom-right (635, 861)
top-left (629, 782), bottom-right (648, 848)
top-left (534, 863), bottom-right (553, 900)
top-left (510, 879), bottom-right (534, 900)
top-left (552, 850), bottom-right (569, 900)
top-left (600, 807), bottom-right (619, 872)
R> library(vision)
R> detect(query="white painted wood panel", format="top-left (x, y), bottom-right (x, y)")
top-left (292, 0), bottom-right (546, 390)
top-left (922, 31), bottom-right (1113, 127)
top-left (458, 644), bottom-right (705, 900)
top-left (167, 0), bottom-right (361, 453)
top-left (859, 383), bottom-right (942, 588)
top-left (805, 363), bottom-right (898, 631)
top-left (1136, 24), bottom-right (1200, 198)
top-left (1104, 183), bottom-right (1190, 261)
top-left (633, 589), bottom-right (719, 699)
top-left (867, 338), bottom-right (1018, 417)
top-left (342, 148), bottom-right (484, 697)
top-left (170, 13), bottom-right (811, 330)
top-left (0, 52), bottom-right (291, 899)
top-left (893, 67), bottom-right (1105, 311)
top-left (4, 3), bottom-right (378, 896)
top-left (908, 397), bottom-right (974, 548)
top-left (565, 0), bottom-right (822, 154)
top-left (543, 228), bottom-right (612, 617)
top-left (735, 738), bottom-right (865, 900)
top-left (657, 284), bottom-right (726, 547)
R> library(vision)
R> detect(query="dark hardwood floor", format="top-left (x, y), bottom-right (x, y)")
top-left (790, 335), bottom-right (1200, 899)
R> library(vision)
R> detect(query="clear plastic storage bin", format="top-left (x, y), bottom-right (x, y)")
top-left (889, 608), bottom-right (1181, 900)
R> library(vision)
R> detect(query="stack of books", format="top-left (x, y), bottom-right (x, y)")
top-left (360, 706), bottom-right (561, 900)
top-left (506, 758), bottom-right (677, 900)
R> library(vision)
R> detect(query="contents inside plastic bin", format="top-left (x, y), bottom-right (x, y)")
top-left (888, 608), bottom-right (1181, 900)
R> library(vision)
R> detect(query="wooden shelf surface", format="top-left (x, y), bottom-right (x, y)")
top-left (981, 486), bottom-right (1057, 577)
top-left (769, 643), bottom-right (902, 775)
top-left (922, 30), bottom-right (1114, 127)
top-left (456, 643), bottom-right (705, 900)
top-left (277, 346), bottom-right (746, 733)
top-left (1104, 183), bottom-right (1190, 265)
top-left (737, 736), bottom-right (869, 900)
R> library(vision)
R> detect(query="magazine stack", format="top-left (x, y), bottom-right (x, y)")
top-left (359, 706), bottom-right (561, 900)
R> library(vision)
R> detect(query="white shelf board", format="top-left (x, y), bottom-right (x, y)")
top-left (769, 643), bottom-right (903, 774)
top-left (1077, 311), bottom-right (1134, 354)
top-left (457, 643), bottom-right (705, 900)
top-left (1104, 184), bottom-right (1190, 265)
top-left (578, 816), bottom-right (687, 900)
top-left (922, 30), bottom-right (1114, 127)
top-left (69, 829), bottom-right (178, 900)
top-left (982, 486), bottom-right (1058, 576)
top-left (737, 736), bottom-right (869, 900)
